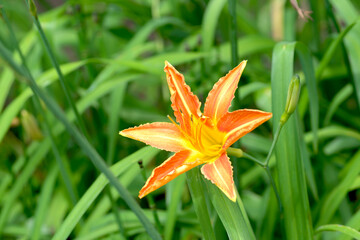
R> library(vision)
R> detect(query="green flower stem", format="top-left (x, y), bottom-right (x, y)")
top-left (227, 121), bottom-right (285, 215)
top-left (264, 165), bottom-right (283, 214)
top-left (138, 161), bottom-right (162, 232)
top-left (242, 152), bottom-right (265, 167)
top-left (227, 148), bottom-right (283, 215)
top-left (24, 0), bottom-right (87, 137)
top-left (264, 121), bottom-right (284, 166)
top-left (0, 3), bottom-right (78, 206)
top-left (0, 41), bottom-right (162, 240)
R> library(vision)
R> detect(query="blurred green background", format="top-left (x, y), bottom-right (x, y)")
top-left (0, 0), bottom-right (360, 239)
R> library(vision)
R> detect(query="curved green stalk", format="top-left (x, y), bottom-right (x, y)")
top-left (24, 0), bottom-right (87, 136)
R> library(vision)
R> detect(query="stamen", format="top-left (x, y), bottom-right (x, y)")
top-left (197, 120), bottom-right (204, 151)
top-left (167, 115), bottom-right (186, 136)
top-left (168, 115), bottom-right (195, 146)
top-left (167, 115), bottom-right (177, 125)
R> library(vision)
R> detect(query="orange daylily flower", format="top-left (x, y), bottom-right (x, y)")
top-left (120, 61), bottom-right (272, 201)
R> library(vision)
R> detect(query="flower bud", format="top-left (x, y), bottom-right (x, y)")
top-left (21, 110), bottom-right (43, 141)
top-left (226, 147), bottom-right (243, 158)
top-left (280, 75), bottom-right (301, 124)
top-left (28, 0), bottom-right (38, 18)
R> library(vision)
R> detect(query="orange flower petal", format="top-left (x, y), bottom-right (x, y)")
top-left (204, 61), bottom-right (247, 122)
top-left (164, 61), bottom-right (201, 129)
top-left (139, 150), bottom-right (202, 198)
top-left (201, 153), bottom-right (236, 202)
top-left (120, 122), bottom-right (186, 152)
top-left (218, 109), bottom-right (272, 149)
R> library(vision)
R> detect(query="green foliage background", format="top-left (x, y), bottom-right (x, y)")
top-left (0, 0), bottom-right (359, 239)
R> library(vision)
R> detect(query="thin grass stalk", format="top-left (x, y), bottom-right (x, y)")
top-left (32, 96), bottom-right (78, 205)
top-left (0, 41), bottom-right (162, 240)
top-left (0, 3), bottom-right (78, 206)
top-left (24, 0), bottom-right (88, 136)
top-left (315, 20), bottom-right (358, 80)
top-left (105, 89), bottom-right (127, 237)
top-left (106, 187), bottom-right (126, 238)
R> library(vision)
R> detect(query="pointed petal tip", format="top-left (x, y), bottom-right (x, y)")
top-left (164, 61), bottom-right (173, 70)
top-left (118, 123), bottom-right (187, 152)
top-left (201, 154), bottom-right (237, 202)
top-left (230, 195), bottom-right (237, 202)
top-left (237, 60), bottom-right (247, 71)
top-left (138, 191), bottom-right (145, 199)
top-left (138, 184), bottom-right (151, 199)
top-left (137, 150), bottom-right (199, 199)
top-left (164, 61), bottom-right (173, 74)
top-left (203, 60), bottom-right (248, 121)
top-left (119, 128), bottom-right (132, 137)
top-left (224, 188), bottom-right (237, 202)
top-left (263, 111), bottom-right (273, 120)
top-left (227, 188), bottom-right (237, 202)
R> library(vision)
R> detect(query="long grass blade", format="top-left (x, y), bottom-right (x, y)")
top-left (204, 178), bottom-right (256, 240)
top-left (186, 168), bottom-right (216, 240)
top-left (338, 210), bottom-right (360, 240)
top-left (316, 224), bottom-right (360, 240)
top-left (271, 42), bottom-right (313, 239)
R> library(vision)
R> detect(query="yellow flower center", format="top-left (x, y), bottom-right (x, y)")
top-left (168, 114), bottom-right (226, 162)
top-left (188, 116), bottom-right (226, 158)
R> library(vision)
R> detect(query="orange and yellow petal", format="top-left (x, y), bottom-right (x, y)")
top-left (204, 61), bottom-right (247, 123)
top-left (119, 122), bottom-right (187, 152)
top-left (201, 152), bottom-right (236, 202)
top-left (139, 150), bottom-right (202, 198)
top-left (164, 61), bottom-right (201, 129)
top-left (218, 109), bottom-right (272, 149)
